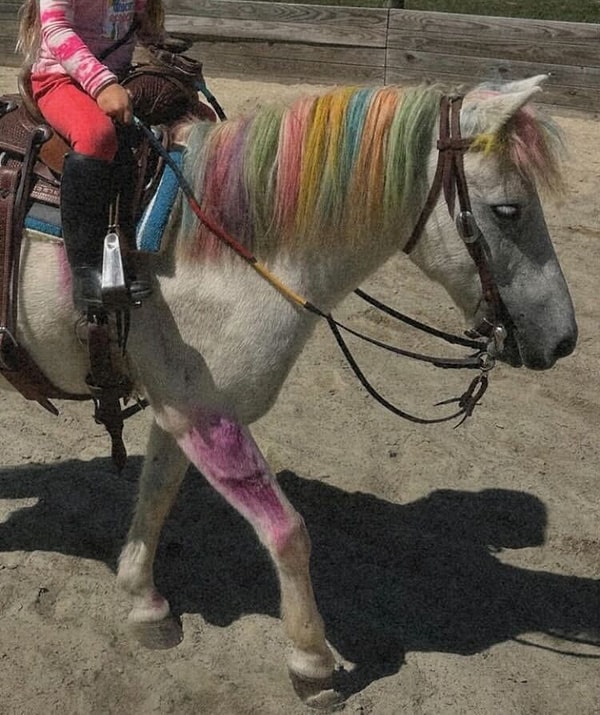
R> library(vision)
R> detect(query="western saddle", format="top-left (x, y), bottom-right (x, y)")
top-left (0, 53), bottom-right (218, 469)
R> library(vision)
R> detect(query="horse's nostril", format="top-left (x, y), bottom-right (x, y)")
top-left (554, 335), bottom-right (576, 360)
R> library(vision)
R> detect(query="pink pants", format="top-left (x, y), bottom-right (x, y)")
top-left (31, 73), bottom-right (118, 161)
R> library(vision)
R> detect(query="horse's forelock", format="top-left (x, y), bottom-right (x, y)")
top-left (469, 104), bottom-right (565, 195)
top-left (505, 108), bottom-right (565, 194)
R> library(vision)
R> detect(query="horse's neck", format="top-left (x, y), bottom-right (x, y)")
top-left (316, 223), bottom-right (419, 312)
top-left (249, 209), bottom-right (409, 312)
top-left (296, 246), bottom-right (397, 310)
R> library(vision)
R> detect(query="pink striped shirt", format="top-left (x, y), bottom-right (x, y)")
top-left (32, 0), bottom-right (150, 98)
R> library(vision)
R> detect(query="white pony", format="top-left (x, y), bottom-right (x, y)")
top-left (2, 75), bottom-right (576, 707)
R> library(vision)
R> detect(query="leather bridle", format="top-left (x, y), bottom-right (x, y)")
top-left (403, 95), bottom-right (505, 348)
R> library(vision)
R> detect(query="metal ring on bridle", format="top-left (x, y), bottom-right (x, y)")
top-left (478, 352), bottom-right (496, 371)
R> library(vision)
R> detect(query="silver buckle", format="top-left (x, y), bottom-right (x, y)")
top-left (487, 324), bottom-right (507, 359)
top-left (455, 210), bottom-right (481, 243)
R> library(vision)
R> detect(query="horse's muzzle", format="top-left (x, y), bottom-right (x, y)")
top-left (501, 319), bottom-right (578, 370)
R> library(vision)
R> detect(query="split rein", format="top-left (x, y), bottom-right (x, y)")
top-left (133, 96), bottom-right (504, 426)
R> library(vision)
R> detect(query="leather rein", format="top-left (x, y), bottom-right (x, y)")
top-left (135, 94), bottom-right (506, 426)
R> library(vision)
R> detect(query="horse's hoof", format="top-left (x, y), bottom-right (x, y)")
top-left (128, 614), bottom-right (183, 650)
top-left (288, 670), bottom-right (345, 711)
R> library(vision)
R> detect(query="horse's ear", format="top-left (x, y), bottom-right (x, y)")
top-left (496, 74), bottom-right (549, 94)
top-left (464, 85), bottom-right (543, 135)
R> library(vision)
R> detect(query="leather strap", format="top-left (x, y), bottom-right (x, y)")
top-left (86, 319), bottom-right (132, 471)
top-left (446, 97), bottom-right (501, 325)
top-left (403, 95), bottom-right (501, 328)
top-left (0, 166), bottom-right (20, 336)
top-left (404, 96), bottom-right (470, 253)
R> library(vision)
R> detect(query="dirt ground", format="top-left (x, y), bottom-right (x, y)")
top-left (0, 67), bottom-right (599, 715)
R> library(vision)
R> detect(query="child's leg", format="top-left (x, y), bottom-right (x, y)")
top-left (30, 73), bottom-right (150, 311)
top-left (31, 74), bottom-right (117, 311)
top-left (31, 73), bottom-right (118, 161)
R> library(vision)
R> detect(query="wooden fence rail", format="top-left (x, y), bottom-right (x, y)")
top-left (385, 10), bottom-right (600, 111)
top-left (1, 0), bottom-right (598, 111)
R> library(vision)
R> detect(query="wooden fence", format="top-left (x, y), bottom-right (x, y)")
top-left (1, 0), bottom-right (599, 111)
top-left (0, 1), bottom-right (21, 68)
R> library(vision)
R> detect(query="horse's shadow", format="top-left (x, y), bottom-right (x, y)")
top-left (0, 457), bottom-right (598, 697)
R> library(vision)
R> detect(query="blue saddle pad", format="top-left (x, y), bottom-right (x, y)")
top-left (136, 150), bottom-right (183, 252)
top-left (25, 202), bottom-right (62, 237)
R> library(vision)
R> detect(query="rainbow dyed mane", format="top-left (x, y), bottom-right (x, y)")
top-left (177, 83), bottom-right (564, 262)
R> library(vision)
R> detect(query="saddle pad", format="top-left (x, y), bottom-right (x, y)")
top-left (25, 202), bottom-right (62, 237)
top-left (136, 150), bottom-right (183, 253)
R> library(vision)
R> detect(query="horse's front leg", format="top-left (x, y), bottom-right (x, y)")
top-left (175, 408), bottom-right (339, 708)
top-left (117, 419), bottom-right (189, 647)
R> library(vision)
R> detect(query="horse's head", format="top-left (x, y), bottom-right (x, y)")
top-left (412, 75), bottom-right (577, 369)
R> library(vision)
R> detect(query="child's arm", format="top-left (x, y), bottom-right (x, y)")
top-left (38, 0), bottom-right (118, 98)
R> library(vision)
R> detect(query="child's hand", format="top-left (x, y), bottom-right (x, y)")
top-left (96, 84), bottom-right (133, 124)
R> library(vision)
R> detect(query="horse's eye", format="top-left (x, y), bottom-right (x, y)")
top-left (492, 204), bottom-right (521, 219)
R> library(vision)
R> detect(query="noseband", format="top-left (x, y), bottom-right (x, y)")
top-left (403, 95), bottom-right (505, 352)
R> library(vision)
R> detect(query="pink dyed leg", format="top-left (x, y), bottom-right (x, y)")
top-left (177, 410), bottom-right (339, 706)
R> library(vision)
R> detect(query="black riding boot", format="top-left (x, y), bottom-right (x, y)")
top-left (113, 151), bottom-right (153, 304)
top-left (60, 152), bottom-right (114, 313)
